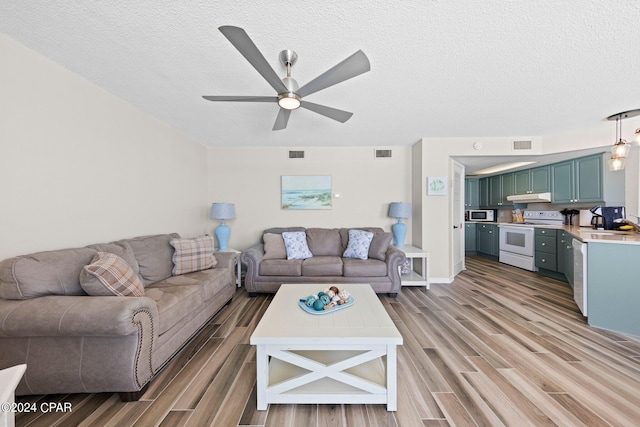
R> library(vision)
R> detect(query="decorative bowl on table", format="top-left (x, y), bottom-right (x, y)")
top-left (298, 286), bottom-right (354, 315)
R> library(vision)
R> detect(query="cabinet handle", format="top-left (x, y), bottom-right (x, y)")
top-left (541, 242), bottom-right (546, 246)
top-left (541, 258), bottom-right (546, 262)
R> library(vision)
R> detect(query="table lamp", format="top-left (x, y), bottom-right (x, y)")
top-left (210, 203), bottom-right (235, 251)
top-left (388, 202), bottom-right (411, 248)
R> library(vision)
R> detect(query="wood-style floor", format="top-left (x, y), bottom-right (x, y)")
top-left (15, 255), bottom-right (640, 426)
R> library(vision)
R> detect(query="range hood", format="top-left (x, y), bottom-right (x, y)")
top-left (506, 192), bottom-right (552, 203)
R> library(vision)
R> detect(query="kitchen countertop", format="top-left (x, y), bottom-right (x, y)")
top-left (495, 222), bottom-right (640, 245)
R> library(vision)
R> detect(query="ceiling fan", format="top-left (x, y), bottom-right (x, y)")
top-left (202, 26), bottom-right (371, 131)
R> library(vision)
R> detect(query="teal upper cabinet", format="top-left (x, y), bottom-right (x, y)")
top-left (487, 174), bottom-right (514, 208)
top-left (479, 178), bottom-right (489, 208)
top-left (464, 179), bottom-right (480, 209)
top-left (551, 154), bottom-right (601, 204)
top-left (575, 155), bottom-right (603, 202)
top-left (531, 166), bottom-right (551, 193)
top-left (551, 160), bottom-right (575, 203)
top-left (513, 166), bottom-right (550, 194)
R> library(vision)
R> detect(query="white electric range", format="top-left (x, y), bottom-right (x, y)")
top-left (498, 211), bottom-right (564, 271)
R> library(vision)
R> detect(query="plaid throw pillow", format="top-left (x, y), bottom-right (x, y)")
top-left (170, 236), bottom-right (217, 275)
top-left (80, 252), bottom-right (144, 297)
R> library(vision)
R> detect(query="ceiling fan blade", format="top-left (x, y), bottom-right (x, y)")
top-left (218, 26), bottom-right (288, 94)
top-left (202, 95), bottom-right (277, 102)
top-left (273, 108), bottom-right (291, 131)
top-left (297, 50), bottom-right (370, 98)
top-left (300, 101), bottom-right (353, 123)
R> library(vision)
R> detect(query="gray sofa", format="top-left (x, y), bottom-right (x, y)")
top-left (241, 227), bottom-right (405, 297)
top-left (0, 233), bottom-right (237, 400)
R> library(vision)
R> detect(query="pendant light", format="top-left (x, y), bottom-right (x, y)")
top-left (606, 109), bottom-right (640, 171)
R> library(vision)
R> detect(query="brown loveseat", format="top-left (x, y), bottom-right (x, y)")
top-left (0, 233), bottom-right (236, 400)
top-left (241, 227), bottom-right (405, 297)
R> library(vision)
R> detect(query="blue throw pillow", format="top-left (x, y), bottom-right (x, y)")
top-left (343, 229), bottom-right (374, 260)
top-left (282, 231), bottom-right (313, 260)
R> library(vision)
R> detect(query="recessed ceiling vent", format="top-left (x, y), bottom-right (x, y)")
top-left (375, 149), bottom-right (392, 158)
top-left (513, 140), bottom-right (532, 150)
top-left (288, 150), bottom-right (305, 159)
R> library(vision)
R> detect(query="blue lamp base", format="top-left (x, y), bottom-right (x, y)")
top-left (392, 219), bottom-right (407, 248)
top-left (215, 220), bottom-right (231, 251)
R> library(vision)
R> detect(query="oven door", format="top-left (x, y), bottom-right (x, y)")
top-left (499, 225), bottom-right (534, 257)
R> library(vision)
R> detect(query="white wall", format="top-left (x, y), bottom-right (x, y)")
top-left (0, 35), bottom-right (210, 259)
top-left (207, 146), bottom-right (412, 249)
top-left (417, 120), bottom-right (640, 282)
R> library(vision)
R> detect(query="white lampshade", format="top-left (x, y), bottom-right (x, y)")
top-left (210, 203), bottom-right (235, 220)
top-left (388, 202), bottom-right (412, 219)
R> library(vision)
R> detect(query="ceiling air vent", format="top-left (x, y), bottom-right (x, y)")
top-left (375, 149), bottom-right (392, 158)
top-left (512, 140), bottom-right (532, 150)
top-left (288, 150), bottom-right (305, 159)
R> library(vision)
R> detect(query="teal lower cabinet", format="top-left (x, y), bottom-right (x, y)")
top-left (465, 223), bottom-right (477, 253)
top-left (558, 231), bottom-right (574, 287)
top-left (587, 243), bottom-right (640, 337)
top-left (534, 228), bottom-right (568, 282)
top-left (476, 223), bottom-right (498, 257)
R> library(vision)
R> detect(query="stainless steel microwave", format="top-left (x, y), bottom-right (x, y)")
top-left (466, 209), bottom-right (495, 222)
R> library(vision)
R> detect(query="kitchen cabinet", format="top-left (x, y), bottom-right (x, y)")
top-left (476, 223), bottom-right (498, 257)
top-left (488, 174), bottom-right (514, 208)
top-left (551, 153), bottom-right (624, 205)
top-left (465, 222), bottom-right (477, 253)
top-left (479, 178), bottom-right (489, 208)
top-left (464, 179), bottom-right (480, 209)
top-left (513, 166), bottom-right (550, 194)
top-left (558, 230), bottom-right (574, 287)
top-left (534, 228), bottom-right (557, 272)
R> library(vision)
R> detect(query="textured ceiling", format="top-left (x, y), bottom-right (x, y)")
top-left (1, 0), bottom-right (640, 149)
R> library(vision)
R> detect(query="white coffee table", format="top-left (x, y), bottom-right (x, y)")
top-left (250, 284), bottom-right (402, 411)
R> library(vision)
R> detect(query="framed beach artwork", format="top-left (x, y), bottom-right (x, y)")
top-left (281, 176), bottom-right (332, 210)
top-left (427, 176), bottom-right (448, 196)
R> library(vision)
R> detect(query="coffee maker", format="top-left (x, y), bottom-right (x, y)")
top-left (590, 206), bottom-right (625, 230)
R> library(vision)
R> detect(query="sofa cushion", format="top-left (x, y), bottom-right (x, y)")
top-left (170, 236), bottom-right (217, 275)
top-left (86, 241), bottom-right (140, 275)
top-left (80, 252), bottom-right (144, 297)
top-left (144, 281), bottom-right (202, 336)
top-left (306, 228), bottom-right (342, 256)
top-left (343, 229), bottom-right (374, 260)
top-left (263, 233), bottom-right (287, 260)
top-left (259, 259), bottom-right (303, 276)
top-left (343, 258), bottom-right (387, 277)
top-left (161, 268), bottom-right (231, 301)
top-left (282, 231), bottom-right (313, 260)
top-left (0, 247), bottom-right (98, 300)
top-left (369, 232), bottom-right (393, 261)
top-left (123, 233), bottom-right (179, 286)
top-left (301, 256), bottom-right (344, 276)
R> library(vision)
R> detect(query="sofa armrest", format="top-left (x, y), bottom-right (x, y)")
top-left (240, 243), bottom-right (265, 292)
top-left (385, 246), bottom-right (406, 292)
top-left (0, 295), bottom-right (159, 338)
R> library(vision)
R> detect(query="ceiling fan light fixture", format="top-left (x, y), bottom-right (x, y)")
top-left (278, 93), bottom-right (301, 110)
